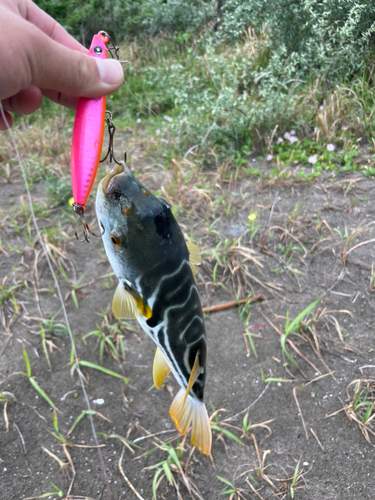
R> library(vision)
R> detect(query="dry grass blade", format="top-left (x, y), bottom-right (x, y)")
top-left (42, 446), bottom-right (69, 469)
top-left (293, 387), bottom-right (309, 440)
top-left (63, 444), bottom-right (76, 497)
top-left (119, 447), bottom-right (146, 500)
top-left (310, 427), bottom-right (325, 452)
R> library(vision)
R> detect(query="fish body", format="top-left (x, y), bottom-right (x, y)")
top-left (96, 163), bottom-right (211, 455)
top-left (71, 31), bottom-right (110, 210)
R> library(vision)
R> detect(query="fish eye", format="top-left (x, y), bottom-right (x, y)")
top-left (110, 234), bottom-right (120, 246)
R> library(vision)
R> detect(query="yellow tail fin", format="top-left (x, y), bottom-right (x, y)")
top-left (153, 347), bottom-right (171, 389)
top-left (169, 389), bottom-right (212, 455)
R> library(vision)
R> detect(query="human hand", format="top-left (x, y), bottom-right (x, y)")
top-left (0, 0), bottom-right (124, 129)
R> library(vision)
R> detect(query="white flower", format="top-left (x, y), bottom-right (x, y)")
top-left (163, 115), bottom-right (173, 122)
top-left (266, 154), bottom-right (273, 161)
top-left (314, 127), bottom-right (318, 134)
top-left (357, 137), bottom-right (362, 142)
top-left (290, 130), bottom-right (296, 135)
top-left (288, 136), bottom-right (298, 143)
top-left (284, 132), bottom-right (291, 140)
top-left (326, 144), bottom-right (335, 151)
top-left (319, 105), bottom-right (324, 110)
top-left (155, 129), bottom-right (161, 135)
top-left (308, 155), bottom-right (318, 164)
top-left (67, 128), bottom-right (72, 132)
top-left (137, 118), bottom-right (142, 123)
top-left (276, 137), bottom-right (284, 144)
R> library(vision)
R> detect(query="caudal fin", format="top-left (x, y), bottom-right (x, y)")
top-left (169, 389), bottom-right (212, 456)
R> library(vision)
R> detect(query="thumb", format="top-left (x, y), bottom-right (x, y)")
top-left (26, 27), bottom-right (124, 98)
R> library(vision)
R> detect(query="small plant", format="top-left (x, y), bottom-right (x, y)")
top-left (216, 475), bottom-right (247, 499)
top-left (345, 378), bottom-right (375, 444)
top-left (281, 299), bottom-right (320, 369)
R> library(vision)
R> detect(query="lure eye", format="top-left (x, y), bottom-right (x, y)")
top-left (110, 234), bottom-right (120, 246)
top-left (93, 45), bottom-right (103, 55)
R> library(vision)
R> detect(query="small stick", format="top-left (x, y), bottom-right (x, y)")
top-left (202, 295), bottom-right (265, 314)
top-left (118, 447), bottom-right (146, 500)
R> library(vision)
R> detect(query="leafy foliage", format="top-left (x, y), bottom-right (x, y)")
top-left (218, 0), bottom-right (375, 81)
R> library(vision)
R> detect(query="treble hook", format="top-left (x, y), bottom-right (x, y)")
top-left (100, 111), bottom-right (127, 164)
top-left (73, 203), bottom-right (105, 242)
top-left (98, 31), bottom-right (119, 60)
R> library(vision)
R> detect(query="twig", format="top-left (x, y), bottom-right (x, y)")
top-left (202, 295), bottom-right (265, 313)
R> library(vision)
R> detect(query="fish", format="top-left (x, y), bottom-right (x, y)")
top-left (96, 162), bottom-right (212, 455)
top-left (70, 31), bottom-right (110, 215)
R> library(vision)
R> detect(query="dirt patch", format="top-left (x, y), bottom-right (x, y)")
top-left (1, 152), bottom-right (375, 500)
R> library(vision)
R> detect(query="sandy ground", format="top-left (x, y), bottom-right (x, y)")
top-left (1, 155), bottom-right (375, 500)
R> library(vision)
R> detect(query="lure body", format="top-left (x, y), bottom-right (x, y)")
top-left (71, 31), bottom-right (110, 209)
top-left (96, 163), bottom-right (212, 455)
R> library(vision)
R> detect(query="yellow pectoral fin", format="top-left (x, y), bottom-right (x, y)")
top-left (112, 283), bottom-right (152, 320)
top-left (153, 347), bottom-right (171, 389)
top-left (132, 290), bottom-right (152, 319)
top-left (187, 241), bottom-right (201, 275)
top-left (112, 283), bottom-right (139, 319)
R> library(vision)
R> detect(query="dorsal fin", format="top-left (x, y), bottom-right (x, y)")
top-left (186, 241), bottom-right (201, 276)
top-left (112, 283), bottom-right (152, 319)
top-left (153, 347), bottom-right (171, 389)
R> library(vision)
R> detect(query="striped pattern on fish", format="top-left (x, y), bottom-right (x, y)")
top-left (134, 257), bottom-right (206, 401)
top-left (96, 162), bottom-right (212, 455)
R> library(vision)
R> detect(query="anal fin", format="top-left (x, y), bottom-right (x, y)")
top-left (153, 347), bottom-right (171, 389)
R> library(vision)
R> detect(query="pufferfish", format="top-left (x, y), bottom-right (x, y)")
top-left (95, 162), bottom-right (212, 455)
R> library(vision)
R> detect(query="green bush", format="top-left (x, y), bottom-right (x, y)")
top-left (218, 0), bottom-right (375, 81)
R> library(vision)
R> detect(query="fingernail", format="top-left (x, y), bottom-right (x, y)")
top-left (96, 59), bottom-right (123, 85)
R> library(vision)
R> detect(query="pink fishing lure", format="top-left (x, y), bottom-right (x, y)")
top-left (71, 31), bottom-right (110, 211)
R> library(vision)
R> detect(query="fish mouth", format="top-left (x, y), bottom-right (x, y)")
top-left (101, 162), bottom-right (125, 195)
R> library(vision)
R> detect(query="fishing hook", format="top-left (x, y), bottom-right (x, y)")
top-left (73, 204), bottom-right (105, 242)
top-left (100, 111), bottom-right (127, 164)
top-left (102, 31), bottom-right (119, 60)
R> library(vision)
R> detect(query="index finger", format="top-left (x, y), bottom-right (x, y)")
top-left (24, 0), bottom-right (88, 53)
